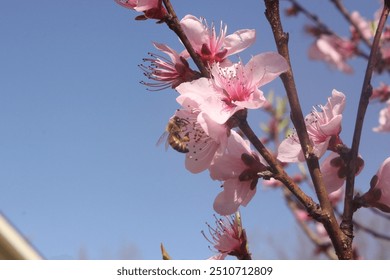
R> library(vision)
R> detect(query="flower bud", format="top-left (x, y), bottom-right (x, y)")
top-left (360, 157), bottom-right (390, 212)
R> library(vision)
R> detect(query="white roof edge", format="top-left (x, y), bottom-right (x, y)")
top-left (0, 213), bottom-right (43, 260)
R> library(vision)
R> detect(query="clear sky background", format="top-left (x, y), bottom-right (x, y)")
top-left (1, 0), bottom-right (389, 260)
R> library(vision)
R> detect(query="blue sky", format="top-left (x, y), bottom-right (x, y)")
top-left (0, 0), bottom-right (389, 260)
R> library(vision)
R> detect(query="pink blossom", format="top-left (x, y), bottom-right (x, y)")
top-left (172, 96), bottom-right (229, 174)
top-left (277, 89), bottom-right (346, 162)
top-left (373, 101), bottom-right (390, 132)
top-left (140, 42), bottom-right (199, 90)
top-left (360, 157), bottom-right (390, 213)
top-left (203, 214), bottom-right (250, 260)
top-left (210, 131), bottom-right (267, 215)
top-left (176, 53), bottom-right (289, 125)
top-left (350, 11), bottom-right (373, 42)
top-left (180, 15), bottom-right (256, 65)
top-left (308, 34), bottom-right (355, 73)
top-left (115, 0), bottom-right (166, 20)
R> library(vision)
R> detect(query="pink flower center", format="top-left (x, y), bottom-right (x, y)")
top-left (305, 107), bottom-right (329, 144)
top-left (198, 21), bottom-right (228, 64)
top-left (212, 63), bottom-right (254, 108)
top-left (202, 216), bottom-right (242, 254)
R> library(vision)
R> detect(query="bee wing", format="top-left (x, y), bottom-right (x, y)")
top-left (156, 131), bottom-right (170, 151)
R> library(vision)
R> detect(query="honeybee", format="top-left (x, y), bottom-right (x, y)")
top-left (157, 116), bottom-right (190, 153)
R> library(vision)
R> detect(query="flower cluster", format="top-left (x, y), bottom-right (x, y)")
top-left (115, 0), bottom-right (390, 260)
top-left (133, 13), bottom-right (289, 215)
top-left (171, 49), bottom-right (288, 215)
top-left (114, 1), bottom-right (288, 215)
top-left (302, 7), bottom-right (390, 74)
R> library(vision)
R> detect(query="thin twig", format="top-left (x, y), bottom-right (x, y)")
top-left (342, 3), bottom-right (390, 240)
top-left (161, 0), bottom-right (210, 78)
top-left (355, 222), bottom-right (390, 242)
top-left (286, 0), bottom-right (370, 60)
top-left (370, 207), bottom-right (390, 221)
top-left (334, 208), bottom-right (390, 242)
top-left (286, 0), bottom-right (332, 34)
top-left (330, 0), bottom-right (372, 48)
top-left (264, 0), bottom-right (348, 259)
top-left (284, 189), bottom-right (338, 260)
top-left (236, 113), bottom-right (322, 219)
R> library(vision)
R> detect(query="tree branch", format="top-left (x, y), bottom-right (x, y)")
top-left (286, 0), bottom-right (332, 34)
top-left (284, 189), bottom-right (338, 259)
top-left (342, 2), bottom-right (390, 241)
top-left (162, 0), bottom-right (210, 78)
top-left (264, 0), bottom-right (349, 259)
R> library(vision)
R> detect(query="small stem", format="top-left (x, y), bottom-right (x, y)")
top-left (342, 2), bottom-right (390, 241)
top-left (237, 242), bottom-right (252, 260)
top-left (264, 0), bottom-right (348, 259)
top-left (161, 0), bottom-right (210, 78)
top-left (286, 0), bottom-right (332, 34)
top-left (238, 116), bottom-right (322, 219)
top-left (237, 254), bottom-right (252, 260)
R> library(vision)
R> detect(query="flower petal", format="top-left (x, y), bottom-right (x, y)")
top-left (153, 42), bottom-right (181, 64)
top-left (324, 89), bottom-right (346, 118)
top-left (321, 152), bottom-right (346, 194)
top-left (209, 130), bottom-right (250, 181)
top-left (180, 15), bottom-right (208, 49)
top-left (176, 78), bottom-right (213, 102)
top-left (319, 115), bottom-right (342, 136)
top-left (208, 253), bottom-right (228, 260)
top-left (245, 52), bottom-right (289, 87)
top-left (377, 157), bottom-right (390, 204)
top-left (277, 136), bottom-right (305, 162)
top-left (213, 188), bottom-right (241, 216)
top-left (213, 179), bottom-right (254, 215)
top-left (224, 29), bottom-right (256, 56)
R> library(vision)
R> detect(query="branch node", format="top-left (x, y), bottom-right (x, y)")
top-left (257, 170), bottom-right (274, 180)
